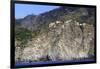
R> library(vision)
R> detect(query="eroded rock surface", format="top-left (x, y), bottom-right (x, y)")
top-left (15, 20), bottom-right (94, 63)
top-left (15, 7), bottom-right (95, 63)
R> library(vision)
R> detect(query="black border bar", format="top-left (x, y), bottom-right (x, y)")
top-left (10, 0), bottom-right (96, 68)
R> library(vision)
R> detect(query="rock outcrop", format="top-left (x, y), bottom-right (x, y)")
top-left (15, 20), bottom-right (94, 63)
top-left (15, 6), bottom-right (95, 63)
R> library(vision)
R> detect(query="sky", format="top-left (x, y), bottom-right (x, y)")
top-left (15, 4), bottom-right (59, 19)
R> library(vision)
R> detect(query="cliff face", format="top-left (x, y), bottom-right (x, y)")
top-left (15, 7), bottom-right (95, 63)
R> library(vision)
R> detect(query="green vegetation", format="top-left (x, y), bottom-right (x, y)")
top-left (15, 25), bottom-right (49, 46)
top-left (41, 25), bottom-right (49, 33)
top-left (15, 27), bottom-right (32, 42)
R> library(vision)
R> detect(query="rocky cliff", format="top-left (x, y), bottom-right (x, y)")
top-left (15, 6), bottom-right (95, 63)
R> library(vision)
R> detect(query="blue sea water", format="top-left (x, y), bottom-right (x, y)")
top-left (15, 58), bottom-right (95, 67)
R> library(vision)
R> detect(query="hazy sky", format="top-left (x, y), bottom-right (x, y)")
top-left (15, 4), bottom-right (59, 19)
